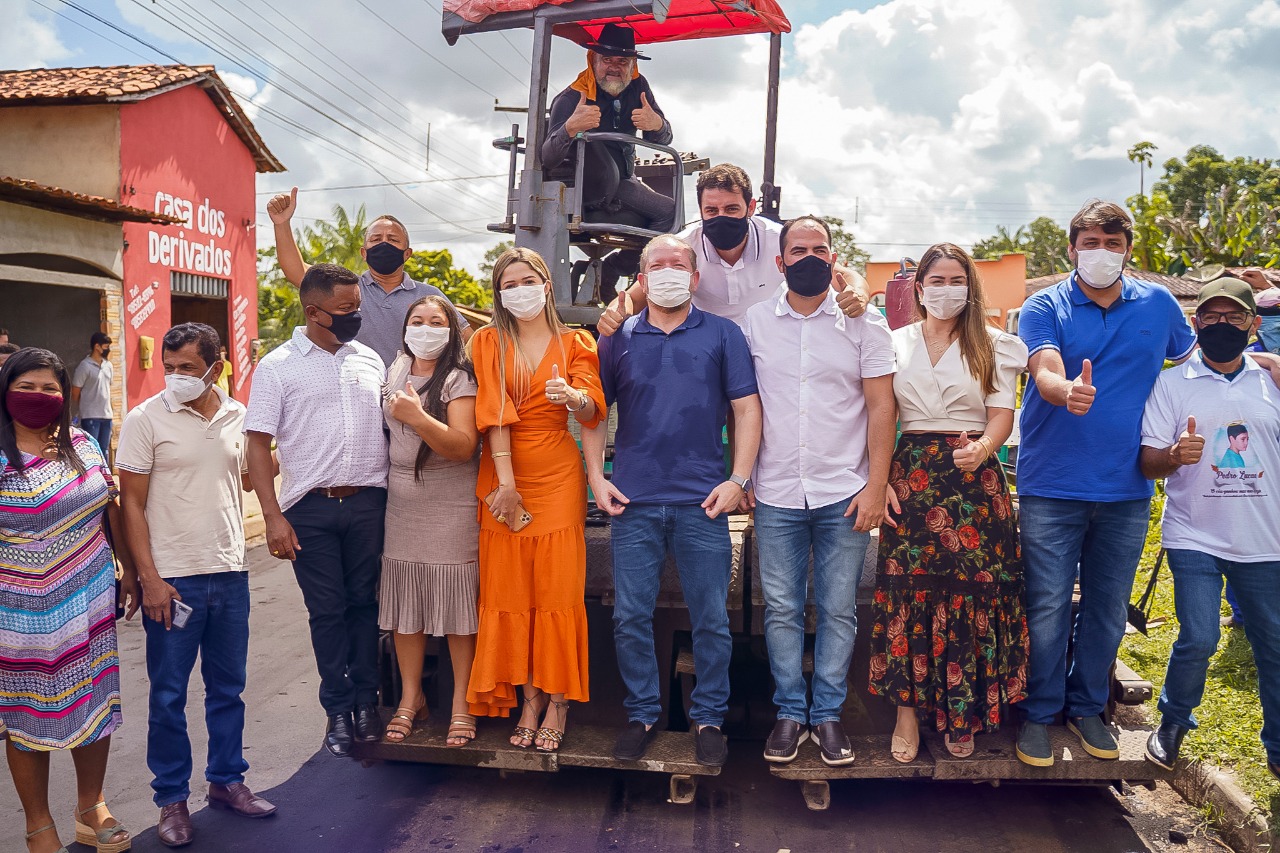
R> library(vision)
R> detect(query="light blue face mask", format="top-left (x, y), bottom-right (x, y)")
top-left (1259, 315), bottom-right (1280, 354)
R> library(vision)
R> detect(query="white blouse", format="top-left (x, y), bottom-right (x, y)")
top-left (892, 323), bottom-right (1028, 433)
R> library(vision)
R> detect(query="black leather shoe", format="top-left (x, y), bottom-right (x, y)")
top-left (1145, 720), bottom-right (1189, 770)
top-left (813, 720), bottom-right (856, 766)
top-left (354, 704), bottom-right (382, 743)
top-left (325, 713), bottom-right (354, 757)
top-left (763, 719), bottom-right (807, 764)
top-left (694, 725), bottom-right (728, 767)
top-left (613, 720), bottom-right (658, 761)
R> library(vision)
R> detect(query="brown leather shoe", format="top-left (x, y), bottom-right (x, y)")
top-left (208, 782), bottom-right (278, 818)
top-left (158, 801), bottom-right (193, 848)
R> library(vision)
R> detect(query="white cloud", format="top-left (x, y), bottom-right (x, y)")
top-left (2, 4), bottom-right (72, 69)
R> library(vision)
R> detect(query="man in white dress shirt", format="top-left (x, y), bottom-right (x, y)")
top-left (597, 164), bottom-right (870, 333)
top-left (742, 216), bottom-right (898, 766)
top-left (245, 263), bottom-right (389, 759)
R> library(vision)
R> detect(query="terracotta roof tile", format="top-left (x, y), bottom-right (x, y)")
top-left (0, 176), bottom-right (184, 225)
top-left (1026, 270), bottom-right (1201, 300)
top-left (0, 64), bottom-right (284, 173)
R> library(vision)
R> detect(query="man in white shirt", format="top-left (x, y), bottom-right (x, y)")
top-left (742, 216), bottom-right (897, 766)
top-left (597, 164), bottom-right (870, 333)
top-left (72, 331), bottom-right (115, 462)
top-left (118, 323), bottom-right (276, 847)
top-left (245, 263), bottom-right (389, 759)
top-left (1139, 277), bottom-right (1280, 782)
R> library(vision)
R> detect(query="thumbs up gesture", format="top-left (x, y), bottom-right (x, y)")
top-left (952, 430), bottom-right (988, 472)
top-left (566, 91), bottom-right (601, 136)
top-left (388, 380), bottom-right (425, 425)
top-left (1171, 416), bottom-right (1205, 467)
top-left (545, 364), bottom-right (580, 408)
top-left (833, 261), bottom-right (869, 318)
top-left (1066, 358), bottom-right (1096, 416)
top-left (597, 289), bottom-right (634, 337)
top-left (631, 91), bottom-right (664, 132)
top-left (266, 186), bottom-right (298, 224)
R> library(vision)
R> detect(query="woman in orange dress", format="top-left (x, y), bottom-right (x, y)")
top-left (466, 247), bottom-right (605, 752)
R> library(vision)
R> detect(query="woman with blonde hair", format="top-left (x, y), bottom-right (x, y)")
top-left (867, 243), bottom-right (1030, 762)
top-left (466, 247), bottom-right (605, 752)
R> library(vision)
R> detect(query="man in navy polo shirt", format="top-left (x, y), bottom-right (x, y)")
top-left (1015, 200), bottom-right (1197, 768)
top-left (584, 234), bottom-right (762, 767)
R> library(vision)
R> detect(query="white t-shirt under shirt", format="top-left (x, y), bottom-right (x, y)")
top-left (1141, 353), bottom-right (1280, 562)
top-left (116, 387), bottom-right (248, 578)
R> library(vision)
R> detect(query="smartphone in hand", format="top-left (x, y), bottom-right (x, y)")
top-left (171, 599), bottom-right (194, 630)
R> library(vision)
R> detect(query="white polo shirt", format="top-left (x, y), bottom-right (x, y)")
top-left (679, 215), bottom-right (785, 328)
top-left (1140, 353), bottom-right (1280, 561)
top-left (116, 387), bottom-right (248, 578)
top-left (244, 326), bottom-right (389, 512)
top-left (743, 289), bottom-right (896, 509)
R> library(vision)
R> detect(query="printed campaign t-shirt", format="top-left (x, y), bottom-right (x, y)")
top-left (1141, 353), bottom-right (1280, 561)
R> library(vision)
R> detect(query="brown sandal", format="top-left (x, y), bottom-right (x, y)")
top-left (535, 699), bottom-right (570, 753)
top-left (447, 714), bottom-right (477, 747)
top-left (384, 702), bottom-right (428, 743)
top-left (511, 690), bottom-right (547, 748)
top-left (945, 733), bottom-right (974, 758)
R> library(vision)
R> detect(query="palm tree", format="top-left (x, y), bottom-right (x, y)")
top-left (297, 204), bottom-right (370, 271)
top-left (1128, 141), bottom-right (1157, 198)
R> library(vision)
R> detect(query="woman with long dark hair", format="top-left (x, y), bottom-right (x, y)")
top-left (379, 296), bottom-right (481, 746)
top-left (0, 348), bottom-right (139, 853)
top-left (466, 247), bottom-right (605, 752)
top-left (867, 244), bottom-right (1030, 762)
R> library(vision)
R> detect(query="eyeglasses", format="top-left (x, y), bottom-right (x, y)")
top-left (1197, 310), bottom-right (1253, 325)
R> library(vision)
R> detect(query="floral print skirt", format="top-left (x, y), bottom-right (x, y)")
top-left (867, 432), bottom-right (1030, 737)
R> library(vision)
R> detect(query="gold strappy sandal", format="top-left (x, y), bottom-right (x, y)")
top-left (447, 714), bottom-right (477, 747)
top-left (511, 690), bottom-right (547, 749)
top-left (384, 701), bottom-right (428, 743)
top-left (535, 699), bottom-right (570, 753)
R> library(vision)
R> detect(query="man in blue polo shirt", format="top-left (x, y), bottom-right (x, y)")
top-left (1015, 200), bottom-right (1197, 768)
top-left (584, 233), bottom-right (762, 768)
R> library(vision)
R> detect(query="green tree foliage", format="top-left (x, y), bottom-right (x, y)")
top-left (972, 217), bottom-right (1071, 278)
top-left (823, 217), bottom-right (870, 271)
top-left (479, 240), bottom-right (514, 283)
top-left (1130, 145), bottom-right (1280, 274)
top-left (256, 246), bottom-right (302, 353)
top-left (1127, 140), bottom-right (1157, 197)
top-left (297, 203), bottom-right (369, 269)
top-left (404, 250), bottom-right (491, 309)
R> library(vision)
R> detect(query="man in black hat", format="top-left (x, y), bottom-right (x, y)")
top-left (542, 23), bottom-right (677, 300)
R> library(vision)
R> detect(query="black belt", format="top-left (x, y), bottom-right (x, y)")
top-left (309, 486), bottom-right (366, 499)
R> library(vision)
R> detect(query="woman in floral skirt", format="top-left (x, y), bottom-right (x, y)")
top-left (867, 243), bottom-right (1030, 761)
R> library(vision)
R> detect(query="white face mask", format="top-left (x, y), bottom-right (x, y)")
top-left (919, 284), bottom-right (969, 320)
top-left (404, 324), bottom-right (451, 360)
top-left (1076, 247), bottom-right (1126, 288)
top-left (645, 268), bottom-right (693, 308)
top-left (500, 284), bottom-right (547, 320)
top-left (165, 363), bottom-right (214, 404)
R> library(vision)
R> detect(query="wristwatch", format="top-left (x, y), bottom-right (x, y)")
top-left (729, 474), bottom-right (751, 492)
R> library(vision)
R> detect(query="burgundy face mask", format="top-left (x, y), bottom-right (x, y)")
top-left (6, 390), bottom-right (64, 429)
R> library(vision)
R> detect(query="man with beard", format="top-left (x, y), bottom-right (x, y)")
top-left (266, 192), bottom-right (469, 367)
top-left (542, 23), bottom-right (676, 301)
top-left (597, 164), bottom-right (870, 335)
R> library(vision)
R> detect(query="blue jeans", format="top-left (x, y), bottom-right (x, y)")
top-left (1225, 581), bottom-right (1244, 625)
top-left (284, 488), bottom-right (387, 715)
top-left (611, 504), bottom-right (732, 728)
top-left (81, 418), bottom-right (112, 458)
top-left (755, 497), bottom-right (868, 725)
top-left (1019, 496), bottom-right (1151, 723)
top-left (1160, 550), bottom-right (1280, 764)
top-left (144, 571), bottom-right (250, 807)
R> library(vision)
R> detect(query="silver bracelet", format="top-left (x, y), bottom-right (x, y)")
top-left (565, 388), bottom-right (588, 413)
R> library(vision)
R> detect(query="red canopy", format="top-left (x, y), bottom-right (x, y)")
top-left (445, 0), bottom-right (790, 43)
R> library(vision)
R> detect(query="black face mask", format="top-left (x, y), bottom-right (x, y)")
top-left (100, 347), bottom-right (111, 358)
top-left (365, 242), bottom-right (406, 276)
top-left (319, 308), bottom-right (363, 344)
top-left (1197, 321), bottom-right (1250, 364)
top-left (783, 254), bottom-right (832, 298)
top-left (702, 214), bottom-right (750, 251)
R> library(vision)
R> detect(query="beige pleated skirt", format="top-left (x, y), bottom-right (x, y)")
top-left (379, 456), bottom-right (480, 637)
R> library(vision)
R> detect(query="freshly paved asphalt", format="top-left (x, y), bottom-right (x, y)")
top-left (1, 543), bottom-right (1226, 853)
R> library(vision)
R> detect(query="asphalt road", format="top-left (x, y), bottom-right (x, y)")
top-left (1, 543), bottom-right (1227, 853)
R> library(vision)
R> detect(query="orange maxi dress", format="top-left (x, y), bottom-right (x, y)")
top-left (466, 327), bottom-right (605, 717)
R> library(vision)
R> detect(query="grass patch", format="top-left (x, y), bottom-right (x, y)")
top-left (1120, 490), bottom-right (1280, 820)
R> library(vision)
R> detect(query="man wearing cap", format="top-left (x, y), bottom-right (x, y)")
top-left (1139, 277), bottom-right (1280, 783)
top-left (542, 23), bottom-right (677, 300)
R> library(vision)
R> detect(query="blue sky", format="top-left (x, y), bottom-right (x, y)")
top-left (7, 1), bottom-right (1279, 272)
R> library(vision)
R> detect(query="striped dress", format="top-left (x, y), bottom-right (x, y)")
top-left (0, 430), bottom-right (123, 751)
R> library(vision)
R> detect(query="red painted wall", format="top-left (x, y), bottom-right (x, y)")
top-left (118, 83), bottom-right (259, 405)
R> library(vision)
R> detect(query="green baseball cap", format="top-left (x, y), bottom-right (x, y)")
top-left (1196, 276), bottom-right (1256, 313)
